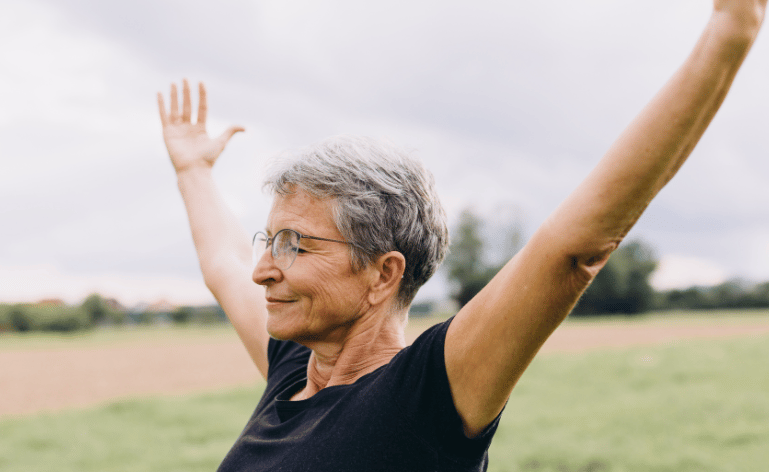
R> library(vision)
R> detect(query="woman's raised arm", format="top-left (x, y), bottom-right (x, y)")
top-left (444, 0), bottom-right (766, 438)
top-left (158, 80), bottom-right (269, 378)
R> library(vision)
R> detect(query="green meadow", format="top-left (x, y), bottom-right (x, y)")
top-left (2, 315), bottom-right (768, 471)
top-left (494, 334), bottom-right (769, 471)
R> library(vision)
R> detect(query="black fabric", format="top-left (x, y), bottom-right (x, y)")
top-left (217, 317), bottom-right (502, 471)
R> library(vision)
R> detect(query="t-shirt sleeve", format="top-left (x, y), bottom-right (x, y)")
top-left (253, 337), bottom-right (311, 413)
top-left (386, 316), bottom-right (503, 464)
top-left (266, 337), bottom-right (311, 381)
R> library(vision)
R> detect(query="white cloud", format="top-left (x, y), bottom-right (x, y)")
top-left (743, 229), bottom-right (769, 282)
top-left (650, 255), bottom-right (729, 290)
top-left (0, 1), bottom-right (112, 127)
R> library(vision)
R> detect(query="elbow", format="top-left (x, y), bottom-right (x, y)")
top-left (530, 218), bottom-right (622, 285)
top-left (199, 255), bottom-right (233, 293)
top-left (202, 272), bottom-right (221, 294)
top-left (569, 241), bottom-right (620, 283)
top-left (199, 251), bottom-right (254, 296)
top-left (201, 266), bottom-right (222, 294)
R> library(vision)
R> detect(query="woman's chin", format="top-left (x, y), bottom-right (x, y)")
top-left (265, 316), bottom-right (292, 341)
top-left (265, 311), bottom-right (307, 342)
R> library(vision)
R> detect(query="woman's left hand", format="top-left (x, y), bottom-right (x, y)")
top-left (158, 79), bottom-right (244, 174)
top-left (712, 0), bottom-right (766, 43)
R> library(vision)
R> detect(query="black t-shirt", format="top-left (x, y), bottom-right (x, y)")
top-left (218, 317), bottom-right (501, 471)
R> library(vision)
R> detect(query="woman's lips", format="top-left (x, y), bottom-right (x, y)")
top-left (266, 297), bottom-right (295, 305)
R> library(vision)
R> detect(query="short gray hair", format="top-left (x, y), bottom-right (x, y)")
top-left (263, 135), bottom-right (449, 309)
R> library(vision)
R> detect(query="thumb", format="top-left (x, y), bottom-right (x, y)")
top-left (217, 125), bottom-right (245, 146)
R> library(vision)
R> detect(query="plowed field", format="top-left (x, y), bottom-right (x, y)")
top-left (2, 316), bottom-right (768, 416)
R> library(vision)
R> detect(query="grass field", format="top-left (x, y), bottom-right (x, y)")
top-left (2, 314), bottom-right (768, 471)
top-left (493, 334), bottom-right (769, 471)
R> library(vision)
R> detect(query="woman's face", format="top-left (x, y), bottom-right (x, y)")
top-left (252, 190), bottom-right (376, 344)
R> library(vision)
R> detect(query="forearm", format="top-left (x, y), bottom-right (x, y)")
top-left (176, 166), bottom-right (252, 287)
top-left (547, 12), bottom-right (761, 262)
top-left (177, 166), bottom-right (270, 376)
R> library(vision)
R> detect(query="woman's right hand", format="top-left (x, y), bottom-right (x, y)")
top-left (157, 79), bottom-right (244, 173)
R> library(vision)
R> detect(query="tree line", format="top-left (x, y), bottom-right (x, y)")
top-left (0, 294), bottom-right (226, 333)
top-left (444, 208), bottom-right (769, 316)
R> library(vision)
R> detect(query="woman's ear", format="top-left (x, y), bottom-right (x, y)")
top-left (367, 251), bottom-right (406, 306)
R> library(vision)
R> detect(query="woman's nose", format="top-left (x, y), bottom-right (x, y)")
top-left (252, 248), bottom-right (283, 286)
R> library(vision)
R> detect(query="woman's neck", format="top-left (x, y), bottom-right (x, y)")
top-left (293, 309), bottom-right (407, 400)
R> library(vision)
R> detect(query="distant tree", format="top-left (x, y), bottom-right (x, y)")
top-left (171, 306), bottom-right (193, 324)
top-left (45, 315), bottom-right (84, 332)
top-left (572, 240), bottom-right (658, 315)
top-left (193, 305), bottom-right (228, 324)
top-left (409, 301), bottom-right (434, 318)
top-left (657, 279), bottom-right (769, 311)
top-left (81, 294), bottom-right (108, 326)
top-left (445, 208), bottom-right (524, 307)
top-left (662, 287), bottom-right (711, 310)
top-left (10, 306), bottom-right (32, 332)
top-left (707, 279), bottom-right (769, 309)
top-left (712, 280), bottom-right (746, 308)
top-left (750, 282), bottom-right (769, 307)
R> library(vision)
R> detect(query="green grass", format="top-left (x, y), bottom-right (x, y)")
top-left (0, 387), bottom-right (263, 472)
top-left (492, 334), bottom-right (769, 471)
top-left (2, 315), bottom-right (768, 471)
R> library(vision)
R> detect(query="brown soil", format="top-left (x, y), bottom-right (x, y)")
top-left (0, 340), bottom-right (259, 417)
top-left (538, 320), bottom-right (769, 353)
top-left (2, 319), bottom-right (768, 417)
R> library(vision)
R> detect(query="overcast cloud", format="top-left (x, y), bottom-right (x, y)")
top-left (1, 0), bottom-right (768, 306)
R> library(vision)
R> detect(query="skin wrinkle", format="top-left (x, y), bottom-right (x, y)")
top-left (253, 190), bottom-right (407, 400)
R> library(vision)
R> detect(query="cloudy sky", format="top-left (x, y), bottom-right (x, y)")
top-left (2, 0), bottom-right (768, 307)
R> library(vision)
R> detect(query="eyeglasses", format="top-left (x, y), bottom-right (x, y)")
top-left (252, 229), bottom-right (352, 270)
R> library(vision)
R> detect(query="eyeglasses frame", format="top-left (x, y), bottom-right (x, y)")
top-left (252, 228), bottom-right (354, 270)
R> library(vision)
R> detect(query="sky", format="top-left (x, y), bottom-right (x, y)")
top-left (1, 0), bottom-right (768, 307)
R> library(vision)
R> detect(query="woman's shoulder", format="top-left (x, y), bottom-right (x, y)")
top-left (382, 316), bottom-right (455, 382)
top-left (400, 316), bottom-right (455, 358)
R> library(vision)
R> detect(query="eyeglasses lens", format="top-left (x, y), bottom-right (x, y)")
top-left (252, 230), bottom-right (300, 270)
top-left (273, 230), bottom-right (300, 270)
top-left (252, 233), bottom-right (268, 267)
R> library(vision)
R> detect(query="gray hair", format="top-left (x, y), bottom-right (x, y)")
top-left (263, 135), bottom-right (449, 309)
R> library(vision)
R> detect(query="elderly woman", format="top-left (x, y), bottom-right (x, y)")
top-left (158, 2), bottom-right (765, 470)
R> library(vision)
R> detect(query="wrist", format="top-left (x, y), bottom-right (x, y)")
top-left (175, 161), bottom-right (213, 177)
top-left (709, 8), bottom-right (764, 53)
top-left (176, 163), bottom-right (214, 186)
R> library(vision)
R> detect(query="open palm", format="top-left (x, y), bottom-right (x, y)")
top-left (158, 80), bottom-right (244, 173)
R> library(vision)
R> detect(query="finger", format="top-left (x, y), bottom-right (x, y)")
top-left (217, 125), bottom-right (245, 146)
top-left (182, 79), bottom-right (192, 122)
top-left (197, 82), bottom-right (207, 126)
top-left (157, 92), bottom-right (168, 127)
top-left (169, 83), bottom-right (179, 122)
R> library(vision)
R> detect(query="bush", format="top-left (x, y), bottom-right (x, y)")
top-left (192, 305), bottom-right (227, 324)
top-left (171, 306), bottom-right (193, 324)
top-left (10, 307), bottom-right (32, 332)
top-left (1, 303), bottom-right (91, 333)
